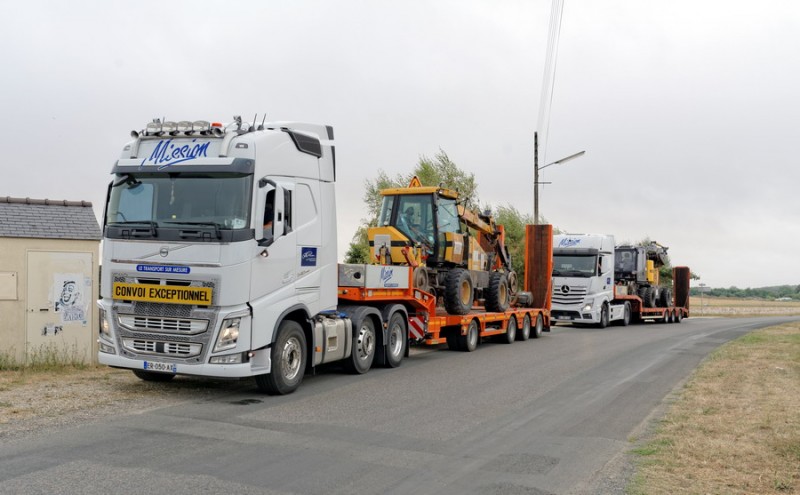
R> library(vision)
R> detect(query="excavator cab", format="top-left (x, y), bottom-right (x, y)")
top-left (374, 190), bottom-right (463, 265)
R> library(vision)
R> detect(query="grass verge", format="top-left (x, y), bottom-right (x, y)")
top-left (628, 322), bottom-right (800, 494)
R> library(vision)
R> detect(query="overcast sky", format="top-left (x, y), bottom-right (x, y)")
top-left (2, 1), bottom-right (798, 288)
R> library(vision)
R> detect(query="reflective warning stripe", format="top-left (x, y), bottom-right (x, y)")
top-left (409, 317), bottom-right (425, 339)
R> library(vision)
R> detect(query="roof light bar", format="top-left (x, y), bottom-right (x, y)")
top-left (139, 119), bottom-right (227, 138)
top-left (162, 121), bottom-right (178, 135)
top-left (193, 121), bottom-right (211, 133)
top-left (145, 121), bottom-right (162, 136)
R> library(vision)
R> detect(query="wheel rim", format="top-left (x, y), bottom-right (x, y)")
top-left (460, 279), bottom-right (471, 305)
top-left (356, 324), bottom-right (375, 361)
top-left (522, 316), bottom-right (531, 337)
top-left (536, 316), bottom-right (543, 335)
top-left (499, 282), bottom-right (508, 305)
top-left (281, 336), bottom-right (303, 381)
top-left (468, 322), bottom-right (478, 347)
top-left (507, 316), bottom-right (517, 341)
top-left (388, 322), bottom-right (403, 357)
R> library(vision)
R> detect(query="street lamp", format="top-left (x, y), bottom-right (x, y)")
top-left (533, 131), bottom-right (585, 224)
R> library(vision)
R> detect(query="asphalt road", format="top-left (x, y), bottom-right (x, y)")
top-left (1, 316), bottom-right (796, 495)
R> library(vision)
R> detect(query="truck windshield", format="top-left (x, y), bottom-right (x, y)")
top-left (552, 254), bottom-right (597, 277)
top-left (106, 172), bottom-right (252, 231)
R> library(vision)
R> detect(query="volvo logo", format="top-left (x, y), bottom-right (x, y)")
top-left (560, 285), bottom-right (571, 294)
top-left (159, 246), bottom-right (169, 257)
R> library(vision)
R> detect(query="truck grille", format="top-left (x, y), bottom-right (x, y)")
top-left (552, 285), bottom-right (587, 305)
top-left (118, 315), bottom-right (208, 335)
top-left (111, 272), bottom-right (220, 363)
top-left (122, 338), bottom-right (202, 357)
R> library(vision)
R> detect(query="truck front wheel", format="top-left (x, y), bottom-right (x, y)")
top-left (598, 303), bottom-right (609, 328)
top-left (256, 320), bottom-right (307, 395)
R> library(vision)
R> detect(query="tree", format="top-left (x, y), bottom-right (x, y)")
top-left (492, 205), bottom-right (534, 277)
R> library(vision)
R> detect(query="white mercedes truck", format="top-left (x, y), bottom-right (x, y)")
top-left (551, 233), bottom-right (690, 327)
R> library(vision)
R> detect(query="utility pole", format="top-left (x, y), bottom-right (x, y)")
top-left (534, 131), bottom-right (540, 225)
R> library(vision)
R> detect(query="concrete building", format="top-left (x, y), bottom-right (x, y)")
top-left (0, 197), bottom-right (101, 365)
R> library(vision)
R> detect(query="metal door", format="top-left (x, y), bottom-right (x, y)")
top-left (26, 251), bottom-right (94, 364)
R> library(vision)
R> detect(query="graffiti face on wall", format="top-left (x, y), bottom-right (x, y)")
top-left (55, 280), bottom-right (79, 311)
top-left (52, 274), bottom-right (87, 324)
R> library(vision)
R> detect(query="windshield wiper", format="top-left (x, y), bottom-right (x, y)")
top-left (109, 221), bottom-right (158, 237)
top-left (162, 221), bottom-right (222, 240)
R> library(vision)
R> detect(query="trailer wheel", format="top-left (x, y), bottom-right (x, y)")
top-left (485, 272), bottom-right (510, 313)
top-left (256, 320), bottom-right (306, 395)
top-left (132, 370), bottom-right (175, 382)
top-left (502, 315), bottom-right (517, 344)
top-left (597, 303), bottom-right (609, 329)
top-left (343, 314), bottom-right (376, 374)
top-left (675, 309), bottom-right (683, 323)
top-left (458, 319), bottom-right (479, 352)
top-left (532, 313), bottom-right (544, 338)
top-left (444, 269), bottom-right (474, 315)
top-left (517, 314), bottom-right (531, 341)
top-left (620, 302), bottom-right (631, 326)
top-left (383, 312), bottom-right (407, 368)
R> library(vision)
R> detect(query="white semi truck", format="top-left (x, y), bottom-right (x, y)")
top-left (551, 233), bottom-right (690, 327)
top-left (97, 117), bottom-right (552, 395)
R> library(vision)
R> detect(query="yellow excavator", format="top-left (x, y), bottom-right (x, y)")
top-left (368, 176), bottom-right (517, 315)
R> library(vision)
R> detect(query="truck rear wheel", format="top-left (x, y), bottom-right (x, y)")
top-left (485, 272), bottom-right (510, 313)
top-left (382, 312), bottom-right (407, 368)
top-left (256, 320), bottom-right (307, 395)
top-left (343, 314), bottom-right (376, 374)
top-left (620, 302), bottom-right (631, 326)
top-left (675, 310), bottom-right (683, 323)
top-left (516, 314), bottom-right (531, 341)
top-left (444, 269), bottom-right (473, 315)
top-left (458, 319), bottom-right (479, 352)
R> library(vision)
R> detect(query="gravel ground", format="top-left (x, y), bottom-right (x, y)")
top-left (0, 366), bottom-right (251, 442)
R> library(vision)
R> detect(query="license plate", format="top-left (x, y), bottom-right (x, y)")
top-left (143, 361), bottom-right (177, 373)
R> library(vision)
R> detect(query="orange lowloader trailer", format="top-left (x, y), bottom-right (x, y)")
top-left (339, 225), bottom-right (554, 352)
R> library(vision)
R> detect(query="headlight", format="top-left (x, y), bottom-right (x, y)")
top-left (582, 303), bottom-right (593, 312)
top-left (99, 308), bottom-right (112, 340)
top-left (214, 317), bottom-right (241, 352)
top-left (98, 340), bottom-right (116, 354)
